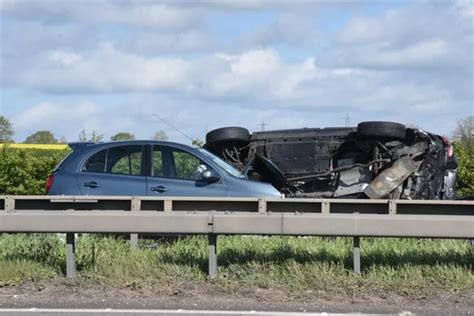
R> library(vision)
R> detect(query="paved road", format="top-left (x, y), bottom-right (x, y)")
top-left (0, 309), bottom-right (415, 316)
top-left (2, 282), bottom-right (470, 315)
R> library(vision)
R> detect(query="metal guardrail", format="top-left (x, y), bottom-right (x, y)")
top-left (1, 195), bottom-right (473, 278)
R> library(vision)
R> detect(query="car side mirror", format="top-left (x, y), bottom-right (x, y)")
top-left (201, 170), bottom-right (220, 183)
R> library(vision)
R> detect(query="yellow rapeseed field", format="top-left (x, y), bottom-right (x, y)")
top-left (0, 143), bottom-right (68, 150)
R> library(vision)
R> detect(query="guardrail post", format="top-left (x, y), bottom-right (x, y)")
top-left (130, 197), bottom-right (141, 249)
top-left (164, 199), bottom-right (173, 213)
top-left (353, 236), bottom-right (361, 275)
top-left (66, 233), bottom-right (76, 278)
top-left (4, 196), bottom-right (15, 213)
top-left (208, 233), bottom-right (218, 278)
top-left (258, 198), bottom-right (267, 213)
top-left (388, 200), bottom-right (397, 215)
top-left (321, 201), bottom-right (330, 214)
top-left (130, 234), bottom-right (139, 248)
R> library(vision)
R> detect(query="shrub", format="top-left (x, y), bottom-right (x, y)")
top-left (0, 146), bottom-right (69, 195)
top-left (453, 141), bottom-right (474, 197)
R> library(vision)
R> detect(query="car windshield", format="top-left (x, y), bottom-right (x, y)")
top-left (198, 149), bottom-right (244, 178)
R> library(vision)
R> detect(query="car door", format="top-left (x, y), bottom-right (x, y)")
top-left (146, 145), bottom-right (226, 197)
top-left (77, 145), bottom-right (147, 196)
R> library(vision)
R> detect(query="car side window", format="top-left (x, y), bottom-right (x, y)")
top-left (83, 145), bottom-right (143, 176)
top-left (151, 146), bottom-right (211, 180)
top-left (172, 149), bottom-right (203, 180)
top-left (108, 146), bottom-right (143, 176)
top-left (83, 150), bottom-right (106, 173)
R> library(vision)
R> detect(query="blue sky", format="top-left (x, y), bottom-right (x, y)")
top-left (0, 0), bottom-right (472, 144)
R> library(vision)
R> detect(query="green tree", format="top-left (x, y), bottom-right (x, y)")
top-left (24, 130), bottom-right (58, 144)
top-left (0, 147), bottom-right (69, 195)
top-left (453, 141), bottom-right (474, 197)
top-left (79, 129), bottom-right (103, 142)
top-left (452, 116), bottom-right (474, 197)
top-left (0, 116), bottom-right (14, 142)
top-left (453, 116), bottom-right (473, 145)
top-left (152, 130), bottom-right (169, 141)
top-left (110, 132), bottom-right (136, 141)
top-left (192, 138), bottom-right (204, 147)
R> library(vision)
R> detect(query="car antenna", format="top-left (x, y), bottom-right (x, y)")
top-left (152, 114), bottom-right (195, 143)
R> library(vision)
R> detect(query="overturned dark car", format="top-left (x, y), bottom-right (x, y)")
top-left (204, 121), bottom-right (458, 200)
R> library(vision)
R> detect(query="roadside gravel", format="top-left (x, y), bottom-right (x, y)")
top-left (0, 279), bottom-right (472, 315)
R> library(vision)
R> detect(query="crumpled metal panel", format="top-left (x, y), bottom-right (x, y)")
top-left (390, 141), bottom-right (428, 160)
top-left (334, 167), bottom-right (371, 197)
top-left (365, 156), bottom-right (418, 199)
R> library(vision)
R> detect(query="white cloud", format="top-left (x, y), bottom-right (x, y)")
top-left (330, 2), bottom-right (472, 71)
top-left (222, 49), bottom-right (281, 75)
top-left (17, 46), bottom-right (288, 96)
top-left (338, 16), bottom-right (383, 44)
top-left (454, 0), bottom-right (474, 18)
top-left (126, 30), bottom-right (215, 54)
top-left (20, 43), bottom-right (191, 93)
top-left (97, 4), bottom-right (199, 29)
top-left (16, 46), bottom-right (358, 107)
top-left (10, 44), bottom-right (466, 120)
top-left (0, 0), bottom-right (200, 29)
top-left (13, 101), bottom-right (102, 135)
top-left (242, 13), bottom-right (317, 47)
top-left (167, 0), bottom-right (319, 11)
top-left (349, 38), bottom-right (449, 69)
top-left (48, 50), bottom-right (82, 66)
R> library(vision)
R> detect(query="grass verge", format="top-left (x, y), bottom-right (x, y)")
top-left (0, 234), bottom-right (472, 297)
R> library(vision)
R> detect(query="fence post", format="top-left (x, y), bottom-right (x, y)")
top-left (258, 198), bottom-right (267, 213)
top-left (130, 197), bottom-right (141, 249)
top-left (4, 196), bottom-right (15, 213)
top-left (388, 200), bottom-right (397, 215)
top-left (66, 233), bottom-right (76, 278)
top-left (353, 236), bottom-right (361, 275)
top-left (208, 233), bottom-right (218, 278)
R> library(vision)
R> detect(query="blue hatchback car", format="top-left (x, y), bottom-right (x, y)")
top-left (47, 141), bottom-right (282, 197)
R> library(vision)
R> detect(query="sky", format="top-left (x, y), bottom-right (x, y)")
top-left (0, 0), bottom-right (473, 144)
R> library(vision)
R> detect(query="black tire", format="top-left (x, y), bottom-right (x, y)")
top-left (206, 127), bottom-right (250, 145)
top-left (357, 121), bottom-right (406, 140)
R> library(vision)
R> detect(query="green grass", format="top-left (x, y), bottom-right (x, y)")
top-left (0, 260), bottom-right (57, 287)
top-left (0, 234), bottom-right (472, 297)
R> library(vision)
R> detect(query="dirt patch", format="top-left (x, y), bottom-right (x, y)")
top-left (0, 278), bottom-right (472, 315)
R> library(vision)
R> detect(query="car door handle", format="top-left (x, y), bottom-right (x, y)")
top-left (83, 181), bottom-right (100, 188)
top-left (151, 186), bottom-right (168, 193)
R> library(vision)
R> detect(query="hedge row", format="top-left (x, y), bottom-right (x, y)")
top-left (454, 141), bottom-right (474, 197)
top-left (0, 147), bottom-right (69, 195)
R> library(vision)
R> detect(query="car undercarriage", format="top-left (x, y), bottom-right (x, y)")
top-left (204, 121), bottom-right (457, 200)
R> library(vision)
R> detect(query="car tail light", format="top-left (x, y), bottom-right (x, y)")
top-left (442, 136), bottom-right (453, 158)
top-left (46, 174), bottom-right (54, 194)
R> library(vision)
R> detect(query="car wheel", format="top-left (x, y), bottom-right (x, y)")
top-left (206, 127), bottom-right (250, 145)
top-left (357, 121), bottom-right (406, 140)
